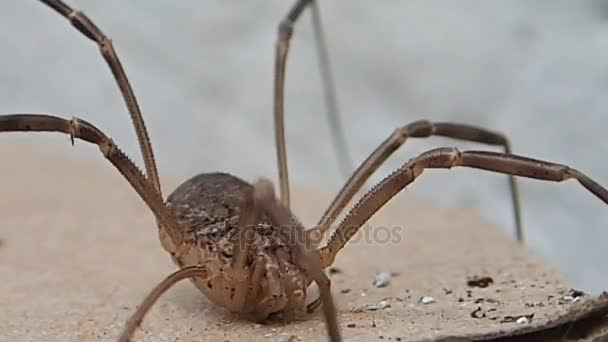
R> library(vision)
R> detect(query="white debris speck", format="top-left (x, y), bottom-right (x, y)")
top-left (373, 272), bottom-right (392, 288)
top-left (419, 296), bottom-right (436, 304)
top-left (351, 300), bottom-right (392, 312)
top-left (377, 300), bottom-right (391, 309)
top-left (516, 316), bottom-right (530, 325)
top-left (364, 300), bottom-right (392, 311)
top-left (562, 294), bottom-right (581, 303)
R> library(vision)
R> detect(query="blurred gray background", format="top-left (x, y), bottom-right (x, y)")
top-left (1, 1), bottom-right (607, 292)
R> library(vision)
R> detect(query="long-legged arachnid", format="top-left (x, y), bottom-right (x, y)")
top-left (3, 1), bottom-right (608, 342)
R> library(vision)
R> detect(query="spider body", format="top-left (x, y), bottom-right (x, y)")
top-left (165, 173), bottom-right (310, 319)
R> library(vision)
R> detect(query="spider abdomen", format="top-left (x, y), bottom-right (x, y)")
top-left (164, 172), bottom-right (309, 316)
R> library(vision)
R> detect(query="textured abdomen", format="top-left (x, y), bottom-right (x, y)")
top-left (164, 172), bottom-right (307, 314)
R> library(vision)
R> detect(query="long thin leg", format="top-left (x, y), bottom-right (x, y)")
top-left (274, 1), bottom-right (307, 209)
top-left (254, 179), bottom-right (341, 342)
top-left (276, 0), bottom-right (341, 209)
top-left (310, 1), bottom-right (354, 180)
top-left (117, 266), bottom-right (209, 342)
top-left (311, 120), bottom-right (523, 246)
top-left (38, 0), bottom-right (161, 196)
top-left (320, 147), bottom-right (608, 267)
top-left (0, 114), bottom-right (185, 254)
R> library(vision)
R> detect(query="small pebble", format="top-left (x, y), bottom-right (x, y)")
top-left (419, 296), bottom-right (436, 305)
top-left (560, 289), bottom-right (585, 304)
top-left (372, 300), bottom-right (391, 310)
top-left (516, 316), bottom-right (530, 325)
top-left (351, 300), bottom-right (392, 312)
top-left (374, 272), bottom-right (392, 288)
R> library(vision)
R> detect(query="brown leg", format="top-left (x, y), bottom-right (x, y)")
top-left (320, 147), bottom-right (608, 267)
top-left (274, 1), bottom-right (307, 209)
top-left (254, 179), bottom-right (341, 342)
top-left (0, 114), bottom-right (185, 254)
top-left (310, 1), bottom-right (354, 180)
top-left (305, 272), bottom-right (331, 314)
top-left (117, 266), bottom-right (209, 342)
top-left (38, 0), bottom-right (160, 195)
top-left (311, 120), bottom-right (523, 245)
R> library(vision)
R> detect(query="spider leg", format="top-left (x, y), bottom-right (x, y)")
top-left (116, 266), bottom-right (209, 342)
top-left (0, 114), bottom-right (185, 255)
top-left (320, 147), bottom-right (608, 268)
top-left (38, 0), bottom-right (160, 195)
top-left (275, 0), bottom-right (351, 209)
top-left (311, 120), bottom-right (523, 246)
top-left (305, 272), bottom-right (331, 314)
top-left (274, 1), bottom-right (306, 209)
top-left (253, 179), bottom-right (341, 342)
top-left (310, 1), bottom-right (354, 180)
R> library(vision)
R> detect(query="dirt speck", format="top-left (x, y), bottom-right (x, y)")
top-left (467, 276), bottom-right (494, 288)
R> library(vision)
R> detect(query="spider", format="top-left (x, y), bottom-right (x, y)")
top-left (3, 1), bottom-right (608, 342)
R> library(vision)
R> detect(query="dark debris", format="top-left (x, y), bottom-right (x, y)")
top-left (328, 267), bottom-right (342, 275)
top-left (467, 276), bottom-right (494, 288)
top-left (471, 307), bottom-right (485, 319)
top-left (559, 288), bottom-right (585, 304)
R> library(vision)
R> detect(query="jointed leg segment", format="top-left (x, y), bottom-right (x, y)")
top-left (39, 0), bottom-right (161, 195)
top-left (116, 266), bottom-right (209, 342)
top-left (311, 120), bottom-right (523, 245)
top-left (309, 1), bottom-right (354, 180)
top-left (0, 114), bottom-right (184, 250)
top-left (272, 5), bottom-right (341, 336)
top-left (274, 0), bottom-right (349, 210)
top-left (319, 147), bottom-right (608, 267)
